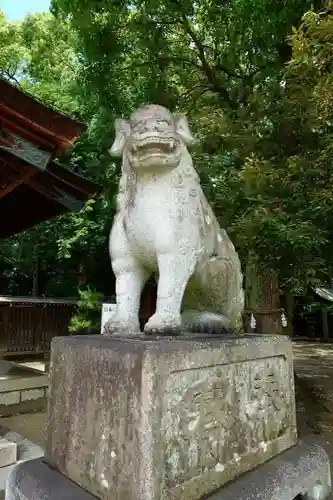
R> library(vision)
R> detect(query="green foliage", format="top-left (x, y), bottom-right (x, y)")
top-left (49, 0), bottom-right (323, 298)
top-left (0, 10), bottom-right (119, 298)
top-left (50, 0), bottom-right (313, 112)
top-left (19, 13), bottom-right (82, 114)
top-left (1, 0), bottom-right (333, 323)
top-left (69, 286), bottom-right (103, 334)
top-left (0, 12), bottom-right (28, 85)
top-left (305, 300), bottom-right (333, 314)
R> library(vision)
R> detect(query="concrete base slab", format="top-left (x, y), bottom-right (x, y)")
top-left (209, 439), bottom-right (331, 500)
top-left (2, 431), bottom-right (43, 463)
top-left (5, 440), bottom-right (331, 500)
top-left (0, 440), bottom-right (16, 468)
top-left (0, 361), bottom-right (48, 417)
top-left (5, 458), bottom-right (98, 500)
top-left (0, 432), bottom-right (43, 493)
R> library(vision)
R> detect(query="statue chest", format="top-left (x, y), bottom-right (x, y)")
top-left (122, 182), bottom-right (197, 259)
top-left (127, 180), bottom-right (178, 230)
top-left (124, 199), bottom-right (175, 258)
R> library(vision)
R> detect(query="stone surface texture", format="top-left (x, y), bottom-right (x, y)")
top-left (0, 440), bottom-right (16, 468)
top-left (105, 104), bottom-right (244, 336)
top-left (5, 441), bottom-right (331, 500)
top-left (5, 458), bottom-right (97, 500)
top-left (45, 334), bottom-right (297, 500)
top-left (0, 395), bottom-right (20, 408)
top-left (208, 439), bottom-right (331, 500)
top-left (20, 389), bottom-right (45, 402)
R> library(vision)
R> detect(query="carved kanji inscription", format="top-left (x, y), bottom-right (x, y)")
top-left (161, 357), bottom-right (291, 491)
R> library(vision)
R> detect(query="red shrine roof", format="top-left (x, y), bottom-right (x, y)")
top-left (0, 78), bottom-right (100, 239)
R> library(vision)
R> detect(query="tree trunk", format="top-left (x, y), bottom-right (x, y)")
top-left (244, 252), bottom-right (259, 332)
top-left (322, 310), bottom-right (329, 340)
top-left (32, 257), bottom-right (40, 297)
top-left (283, 291), bottom-right (295, 336)
top-left (78, 261), bottom-right (87, 286)
top-left (257, 269), bottom-right (281, 335)
top-left (244, 253), bottom-right (281, 334)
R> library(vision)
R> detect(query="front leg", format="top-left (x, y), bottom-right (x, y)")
top-left (104, 256), bottom-right (149, 336)
top-left (104, 216), bottom-right (149, 336)
top-left (144, 252), bottom-right (196, 335)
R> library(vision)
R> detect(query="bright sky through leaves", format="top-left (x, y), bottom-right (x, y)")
top-left (0, 0), bottom-right (50, 20)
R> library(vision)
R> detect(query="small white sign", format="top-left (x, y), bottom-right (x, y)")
top-left (101, 303), bottom-right (116, 334)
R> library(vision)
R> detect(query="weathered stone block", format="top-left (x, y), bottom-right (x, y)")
top-left (0, 439), bottom-right (16, 468)
top-left (45, 334), bottom-right (297, 500)
top-left (0, 393), bottom-right (20, 407)
top-left (21, 388), bottom-right (45, 402)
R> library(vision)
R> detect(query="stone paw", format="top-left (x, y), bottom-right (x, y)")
top-left (144, 313), bottom-right (181, 336)
top-left (103, 316), bottom-right (141, 336)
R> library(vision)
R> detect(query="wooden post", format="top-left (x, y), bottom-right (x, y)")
top-left (285, 292), bottom-right (295, 337)
top-left (322, 310), bottom-right (329, 340)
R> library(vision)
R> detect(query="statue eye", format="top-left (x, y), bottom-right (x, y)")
top-left (132, 121), bottom-right (144, 132)
top-left (157, 120), bottom-right (172, 129)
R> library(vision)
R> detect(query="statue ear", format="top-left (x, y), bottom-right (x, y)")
top-left (109, 119), bottom-right (131, 157)
top-left (174, 115), bottom-right (196, 146)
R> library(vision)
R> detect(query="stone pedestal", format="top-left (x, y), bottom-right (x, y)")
top-left (5, 334), bottom-right (331, 500)
top-left (42, 334), bottom-right (297, 498)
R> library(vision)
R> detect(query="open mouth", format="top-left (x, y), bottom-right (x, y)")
top-left (130, 137), bottom-right (178, 156)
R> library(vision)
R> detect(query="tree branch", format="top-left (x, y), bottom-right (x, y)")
top-left (46, 44), bottom-right (77, 73)
top-left (186, 88), bottom-right (211, 113)
top-left (133, 17), bottom-right (181, 27)
top-left (179, 84), bottom-right (209, 99)
top-left (168, 0), bottom-right (236, 108)
top-left (0, 67), bottom-right (21, 87)
top-left (170, 0), bottom-right (214, 80)
top-left (120, 56), bottom-right (203, 71)
top-left (216, 63), bottom-right (243, 79)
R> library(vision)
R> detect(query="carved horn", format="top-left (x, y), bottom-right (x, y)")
top-left (109, 119), bottom-right (131, 157)
top-left (174, 115), bottom-right (196, 146)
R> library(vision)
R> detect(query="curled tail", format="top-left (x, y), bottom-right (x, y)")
top-left (181, 309), bottom-right (234, 334)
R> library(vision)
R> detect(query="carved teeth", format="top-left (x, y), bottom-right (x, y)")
top-left (131, 138), bottom-right (177, 155)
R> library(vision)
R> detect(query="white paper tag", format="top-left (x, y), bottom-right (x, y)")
top-left (101, 303), bottom-right (116, 334)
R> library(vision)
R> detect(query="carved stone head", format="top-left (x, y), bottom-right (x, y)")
top-left (109, 104), bottom-right (195, 171)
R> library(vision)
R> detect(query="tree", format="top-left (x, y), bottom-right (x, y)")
top-left (0, 11), bottom-right (119, 298)
top-left (2, 1), bottom-right (333, 335)
top-left (48, 0), bottom-right (323, 334)
top-left (0, 0), bottom-right (320, 331)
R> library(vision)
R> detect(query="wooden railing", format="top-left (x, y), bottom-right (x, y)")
top-left (0, 298), bottom-right (76, 354)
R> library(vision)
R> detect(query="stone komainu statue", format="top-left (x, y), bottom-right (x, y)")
top-left (104, 104), bottom-right (244, 335)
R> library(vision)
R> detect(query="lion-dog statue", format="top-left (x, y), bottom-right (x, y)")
top-left (104, 104), bottom-right (244, 336)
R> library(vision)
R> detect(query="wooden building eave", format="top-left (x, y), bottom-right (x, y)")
top-left (0, 159), bottom-right (101, 239)
top-left (0, 78), bottom-right (101, 239)
top-left (0, 78), bottom-right (86, 152)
